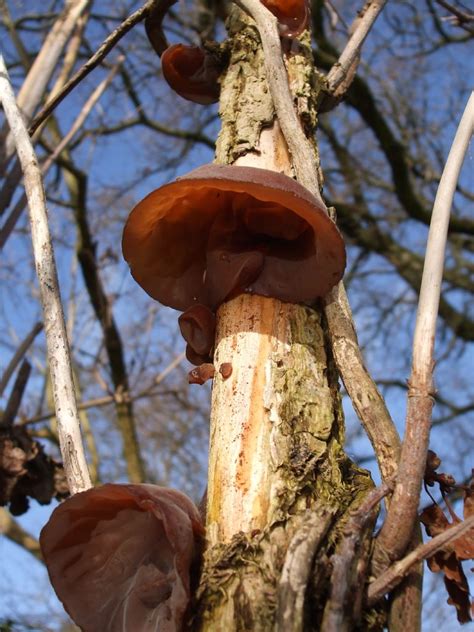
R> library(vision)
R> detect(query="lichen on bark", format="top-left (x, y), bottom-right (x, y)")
top-left (194, 6), bottom-right (378, 631)
top-left (196, 297), bottom-right (375, 631)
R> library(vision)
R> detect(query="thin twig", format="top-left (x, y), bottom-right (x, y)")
top-left (0, 55), bottom-right (91, 494)
top-left (0, 57), bottom-right (124, 249)
top-left (368, 514), bottom-right (474, 605)
top-left (326, 0), bottom-right (387, 94)
top-left (0, 322), bottom-right (43, 397)
top-left (0, 0), bottom-right (91, 170)
top-left (1, 360), bottom-right (31, 428)
top-left (0, 508), bottom-right (43, 562)
top-left (374, 91), bottom-right (474, 566)
top-left (0, 7), bottom-right (90, 218)
top-left (324, 284), bottom-right (401, 482)
top-left (28, 0), bottom-right (161, 137)
top-left (20, 352), bottom-right (186, 425)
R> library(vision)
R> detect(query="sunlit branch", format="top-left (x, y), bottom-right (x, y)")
top-left (233, 0), bottom-right (325, 204)
top-left (0, 0), bottom-right (90, 170)
top-left (0, 55), bottom-right (92, 494)
top-left (326, 0), bottom-right (387, 95)
top-left (20, 353), bottom-right (186, 426)
top-left (368, 514), bottom-right (474, 605)
top-left (375, 91), bottom-right (474, 564)
top-left (0, 58), bottom-right (123, 249)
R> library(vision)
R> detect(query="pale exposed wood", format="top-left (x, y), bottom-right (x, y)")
top-left (207, 294), bottom-right (292, 543)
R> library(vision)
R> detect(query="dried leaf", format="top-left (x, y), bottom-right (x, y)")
top-left (424, 450), bottom-right (456, 492)
top-left (421, 501), bottom-right (473, 624)
top-left (463, 472), bottom-right (474, 519)
top-left (40, 484), bottom-right (204, 632)
top-left (0, 426), bottom-right (68, 515)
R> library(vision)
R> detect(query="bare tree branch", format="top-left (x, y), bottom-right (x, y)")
top-left (0, 322), bottom-right (43, 397)
top-left (0, 0), bottom-right (91, 169)
top-left (20, 353), bottom-right (186, 425)
top-left (28, 0), bottom-right (164, 137)
top-left (368, 514), bottom-right (474, 605)
top-left (1, 360), bottom-right (31, 428)
top-left (0, 508), bottom-right (43, 562)
top-left (234, 0), bottom-right (402, 486)
top-left (276, 509), bottom-right (335, 632)
top-left (326, 0), bottom-right (387, 95)
top-left (0, 57), bottom-right (124, 249)
top-left (375, 91), bottom-right (474, 565)
top-left (233, 0), bottom-right (325, 205)
top-left (322, 480), bottom-right (393, 631)
top-left (0, 55), bottom-right (91, 494)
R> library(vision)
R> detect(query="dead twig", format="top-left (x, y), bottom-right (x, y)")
top-left (28, 0), bottom-right (163, 137)
top-left (234, 0), bottom-right (401, 487)
top-left (233, 0), bottom-right (325, 205)
top-left (324, 285), bottom-right (401, 482)
top-left (0, 55), bottom-right (91, 494)
top-left (1, 360), bottom-right (31, 428)
top-left (0, 0), bottom-right (91, 170)
top-left (276, 508), bottom-right (336, 632)
top-left (374, 91), bottom-right (474, 567)
top-left (20, 352), bottom-right (186, 426)
top-left (0, 322), bottom-right (43, 397)
top-left (326, 0), bottom-right (387, 96)
top-left (0, 57), bottom-right (124, 249)
top-left (368, 514), bottom-right (474, 605)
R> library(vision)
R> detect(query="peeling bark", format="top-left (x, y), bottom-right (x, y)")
top-left (193, 8), bottom-right (378, 631)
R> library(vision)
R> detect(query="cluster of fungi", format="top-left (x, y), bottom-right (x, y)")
top-left (39, 1), bottom-right (349, 630)
top-left (122, 164), bottom-right (346, 370)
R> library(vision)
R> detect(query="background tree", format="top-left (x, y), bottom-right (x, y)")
top-left (0, 1), bottom-right (472, 630)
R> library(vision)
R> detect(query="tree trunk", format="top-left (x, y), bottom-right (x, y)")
top-left (194, 9), bottom-right (379, 631)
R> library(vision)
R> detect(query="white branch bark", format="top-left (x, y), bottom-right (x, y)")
top-left (412, 90), bottom-right (474, 376)
top-left (375, 90), bottom-right (474, 561)
top-left (0, 55), bottom-right (92, 494)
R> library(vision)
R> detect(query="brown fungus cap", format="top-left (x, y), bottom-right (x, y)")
top-left (122, 164), bottom-right (346, 312)
top-left (161, 44), bottom-right (220, 105)
top-left (40, 484), bottom-right (204, 632)
top-left (261, 0), bottom-right (310, 38)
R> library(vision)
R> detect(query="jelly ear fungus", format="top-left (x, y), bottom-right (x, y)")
top-left (123, 164), bottom-right (345, 365)
top-left (122, 164), bottom-right (346, 364)
top-left (160, 44), bottom-right (221, 105)
top-left (261, 0), bottom-right (310, 38)
top-left (40, 484), bottom-right (204, 632)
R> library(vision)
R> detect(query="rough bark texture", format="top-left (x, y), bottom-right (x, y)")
top-left (194, 8), bottom-right (378, 631)
top-left (197, 296), bottom-right (374, 631)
